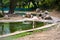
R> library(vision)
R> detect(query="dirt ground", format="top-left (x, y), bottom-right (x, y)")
top-left (16, 10), bottom-right (60, 40)
top-left (0, 10), bottom-right (60, 20)
top-left (49, 10), bottom-right (60, 18)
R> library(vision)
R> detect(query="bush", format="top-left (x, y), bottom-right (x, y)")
top-left (0, 13), bottom-right (4, 17)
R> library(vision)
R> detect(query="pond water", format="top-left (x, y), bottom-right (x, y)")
top-left (0, 22), bottom-right (44, 35)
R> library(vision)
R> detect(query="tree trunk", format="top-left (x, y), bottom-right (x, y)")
top-left (9, 0), bottom-right (17, 14)
top-left (1, 3), bottom-right (4, 15)
top-left (0, 0), bottom-right (4, 16)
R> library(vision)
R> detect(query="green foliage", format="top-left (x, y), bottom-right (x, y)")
top-left (0, 13), bottom-right (4, 17)
top-left (1, 0), bottom-right (60, 10)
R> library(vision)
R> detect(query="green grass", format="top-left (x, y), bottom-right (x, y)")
top-left (35, 22), bottom-right (44, 28)
top-left (0, 22), bottom-right (46, 40)
top-left (10, 22), bottom-right (44, 32)
top-left (10, 22), bottom-right (33, 32)
top-left (0, 28), bottom-right (48, 40)
top-left (0, 32), bottom-right (32, 40)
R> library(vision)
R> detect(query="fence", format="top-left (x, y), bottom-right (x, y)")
top-left (0, 23), bottom-right (58, 38)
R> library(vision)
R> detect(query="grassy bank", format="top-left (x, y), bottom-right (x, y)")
top-left (0, 28), bottom-right (48, 40)
top-left (0, 22), bottom-right (46, 40)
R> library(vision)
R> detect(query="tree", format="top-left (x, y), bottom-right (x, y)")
top-left (0, 0), bottom-right (4, 16)
top-left (8, 0), bottom-right (17, 14)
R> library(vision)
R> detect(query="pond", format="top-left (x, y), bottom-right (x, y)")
top-left (0, 22), bottom-right (44, 35)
